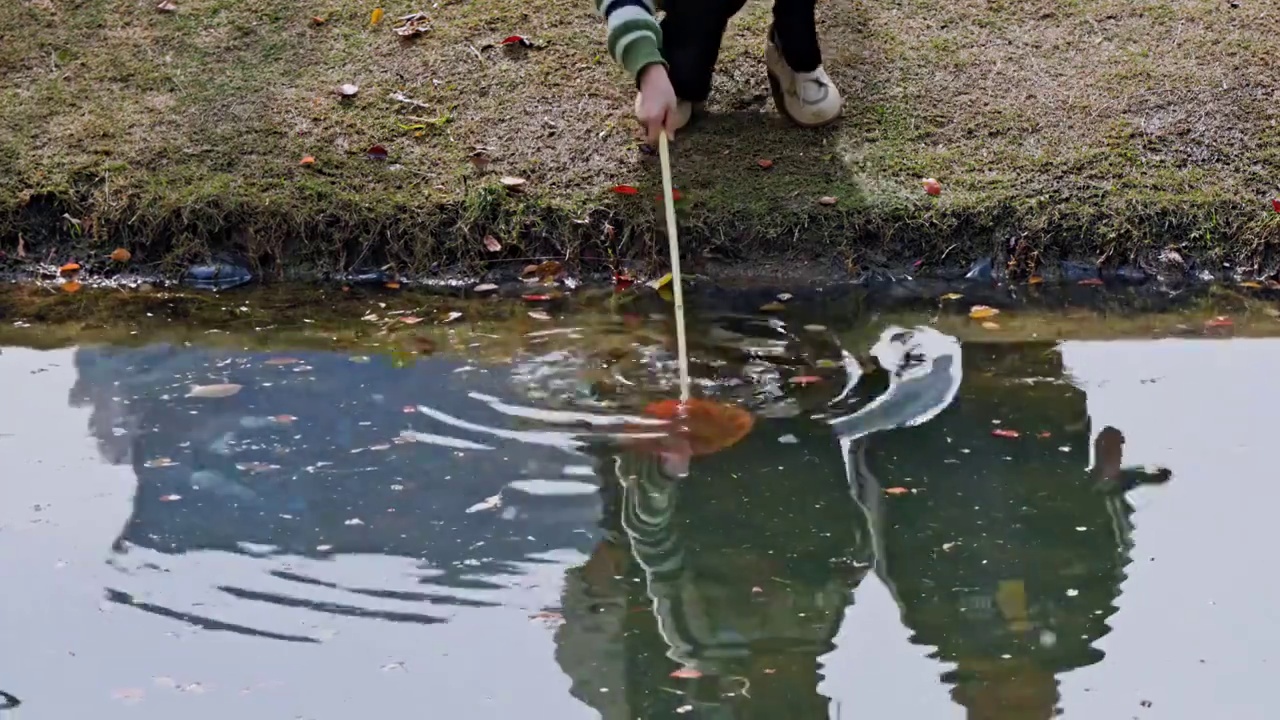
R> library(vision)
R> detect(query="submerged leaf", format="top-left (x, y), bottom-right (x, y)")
top-left (639, 399), bottom-right (754, 457)
top-left (187, 383), bottom-right (243, 398)
top-left (1077, 278), bottom-right (1104, 286)
top-left (884, 487), bottom-right (911, 495)
top-left (263, 357), bottom-right (302, 365)
top-left (789, 375), bottom-right (823, 385)
top-left (940, 292), bottom-right (963, 301)
top-left (968, 305), bottom-right (999, 320)
top-left (991, 428), bottom-right (1020, 439)
top-left (669, 667), bottom-right (703, 679)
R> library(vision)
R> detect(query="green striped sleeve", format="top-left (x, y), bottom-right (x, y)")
top-left (596, 0), bottom-right (665, 80)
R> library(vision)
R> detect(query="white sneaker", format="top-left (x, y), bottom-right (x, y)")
top-left (634, 93), bottom-right (695, 134)
top-left (765, 38), bottom-right (842, 127)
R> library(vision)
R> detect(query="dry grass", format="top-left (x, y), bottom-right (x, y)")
top-left (1, 0), bottom-right (1278, 277)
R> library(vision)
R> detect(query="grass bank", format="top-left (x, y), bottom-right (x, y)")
top-left (2, 0), bottom-right (1278, 280)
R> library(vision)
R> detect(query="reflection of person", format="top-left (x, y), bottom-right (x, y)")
top-left (555, 415), bottom-right (873, 719)
top-left (837, 340), bottom-right (1172, 719)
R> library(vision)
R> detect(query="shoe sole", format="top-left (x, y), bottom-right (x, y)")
top-left (767, 69), bottom-right (842, 129)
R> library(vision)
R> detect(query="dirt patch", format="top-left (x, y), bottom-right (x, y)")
top-left (1, 0), bottom-right (1277, 278)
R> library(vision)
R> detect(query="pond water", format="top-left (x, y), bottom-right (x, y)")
top-left (2, 301), bottom-right (1279, 719)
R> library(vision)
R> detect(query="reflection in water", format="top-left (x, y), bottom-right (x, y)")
top-left (54, 311), bottom-right (1173, 718)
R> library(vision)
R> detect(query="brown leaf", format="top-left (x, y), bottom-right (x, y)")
top-left (500, 176), bottom-right (527, 192)
top-left (110, 247), bottom-right (132, 263)
top-left (468, 151), bottom-right (491, 172)
top-left (366, 144), bottom-right (388, 160)
top-left (522, 260), bottom-right (562, 281)
top-left (817, 196), bottom-right (838, 206)
top-left (483, 235), bottom-right (502, 253)
top-left (757, 158), bottom-right (774, 169)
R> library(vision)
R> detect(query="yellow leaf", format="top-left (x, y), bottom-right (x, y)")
top-left (940, 292), bottom-right (963, 301)
top-left (1239, 281), bottom-right (1262, 289)
top-left (968, 305), bottom-right (999, 320)
top-left (370, 7), bottom-right (384, 25)
top-left (656, 284), bottom-right (673, 302)
top-left (647, 272), bottom-right (673, 290)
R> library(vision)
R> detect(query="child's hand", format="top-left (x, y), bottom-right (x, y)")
top-left (636, 64), bottom-right (679, 145)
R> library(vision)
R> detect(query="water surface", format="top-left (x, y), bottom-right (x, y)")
top-left (2, 306), bottom-right (1278, 719)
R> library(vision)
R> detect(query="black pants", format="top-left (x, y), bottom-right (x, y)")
top-left (660, 0), bottom-right (821, 103)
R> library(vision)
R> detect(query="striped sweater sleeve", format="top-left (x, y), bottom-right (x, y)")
top-left (596, 0), bottom-right (665, 81)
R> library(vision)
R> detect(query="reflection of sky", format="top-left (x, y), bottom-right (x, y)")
top-left (4, 337), bottom-right (1280, 719)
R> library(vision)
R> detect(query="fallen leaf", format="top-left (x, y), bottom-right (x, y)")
top-left (759, 301), bottom-right (786, 312)
top-left (669, 668), bottom-right (703, 679)
top-left (110, 248), bottom-right (132, 262)
top-left (59, 262), bottom-right (81, 275)
top-left (473, 283), bottom-right (498, 292)
top-left (922, 177), bottom-right (942, 196)
top-left (981, 321), bottom-right (1000, 330)
top-left (528, 310), bottom-right (551, 320)
top-left (610, 184), bottom-right (639, 195)
top-left (789, 375), bottom-right (823, 385)
top-left (654, 189), bottom-right (684, 202)
top-left (1272, 197), bottom-right (1280, 213)
top-left (500, 176), bottom-right (527, 191)
top-left (441, 311), bottom-right (463, 323)
top-left (522, 294), bottom-right (552, 302)
top-left (940, 292), bottom-right (963, 301)
top-left (311, 15), bottom-right (326, 25)
top-left (817, 196), bottom-right (838, 206)
top-left (384, 281), bottom-right (401, 289)
top-left (187, 383), bottom-right (243, 398)
top-left (263, 357), bottom-right (302, 365)
top-left (399, 316), bottom-right (423, 325)
top-left (638, 399), bottom-right (754, 456)
top-left (1264, 307), bottom-right (1280, 318)
top-left (337, 83), bottom-right (359, 97)
top-left (968, 305), bottom-right (1000, 319)
top-left (991, 428), bottom-right (1020, 439)
top-left (156, 1), bottom-right (176, 11)
top-left (271, 415), bottom-right (296, 424)
top-left (370, 7), bottom-right (384, 25)
top-left (1205, 316), bottom-right (1234, 328)
top-left (300, 155), bottom-right (316, 166)
top-left (757, 158), bottom-right (774, 169)
top-left (500, 34), bottom-right (533, 47)
top-left (1239, 281), bottom-right (1262, 289)
top-left (884, 487), bottom-right (911, 495)
top-left (62, 281), bottom-right (82, 294)
top-left (777, 292), bottom-right (793, 301)
top-left (647, 272), bottom-right (673, 290)
top-left (393, 13), bottom-right (430, 37)
top-left (159, 494), bottom-right (183, 502)
top-left (1028, 276), bottom-right (1044, 285)
top-left (483, 235), bottom-right (502, 252)
top-left (366, 144), bottom-right (388, 160)
top-left (522, 260), bottom-right (562, 281)
top-left (1077, 278), bottom-right (1104, 286)
top-left (1038, 431), bottom-right (1052, 438)
top-left (144, 457), bottom-right (179, 468)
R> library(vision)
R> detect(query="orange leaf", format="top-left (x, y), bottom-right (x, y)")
top-left (968, 305), bottom-right (999, 320)
top-left (1027, 276), bottom-right (1044, 285)
top-left (300, 155), bottom-right (316, 166)
top-left (789, 375), bottom-right (823, 385)
top-left (384, 281), bottom-right (401, 289)
top-left (991, 428), bottom-right (1020, 438)
top-left (62, 281), bottom-right (83, 294)
top-left (884, 487), bottom-right (911, 495)
top-left (109, 248), bottom-right (132, 263)
top-left (311, 15), bottom-right (326, 24)
top-left (669, 667), bottom-right (703, 679)
top-left (1077, 278), bottom-right (1104, 286)
top-left (610, 184), bottom-right (638, 195)
top-left (757, 158), bottom-right (774, 169)
top-left (922, 177), bottom-right (942, 196)
top-left (1205, 316), bottom-right (1233, 328)
top-left (59, 262), bottom-right (81, 275)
